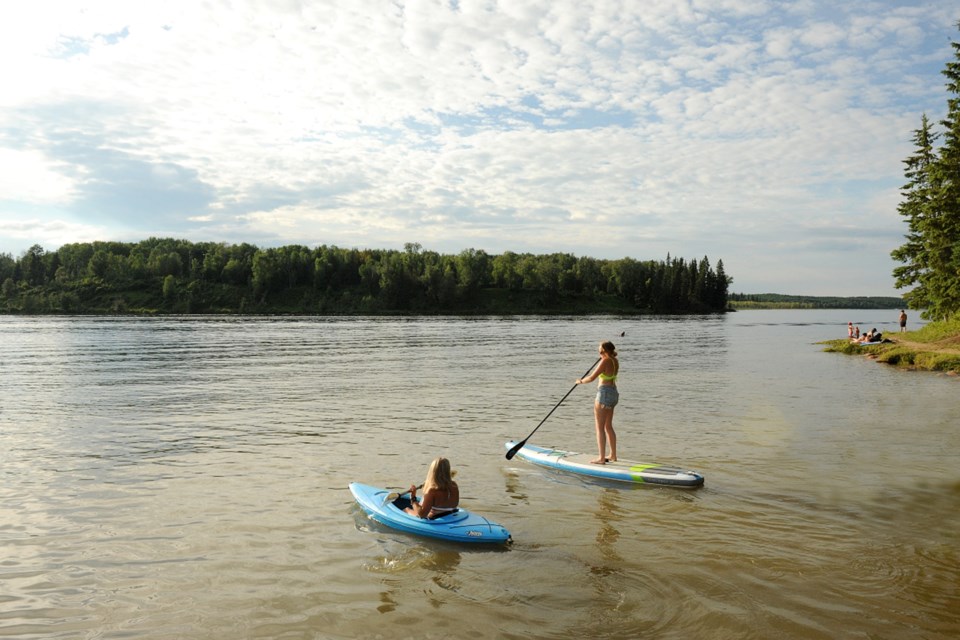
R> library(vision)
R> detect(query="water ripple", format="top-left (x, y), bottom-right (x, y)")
top-left (0, 314), bottom-right (957, 639)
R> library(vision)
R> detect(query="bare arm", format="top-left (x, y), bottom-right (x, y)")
top-left (576, 358), bottom-right (612, 385)
top-left (407, 487), bottom-right (437, 519)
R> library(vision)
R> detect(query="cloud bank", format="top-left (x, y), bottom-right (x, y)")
top-left (0, 0), bottom-right (956, 295)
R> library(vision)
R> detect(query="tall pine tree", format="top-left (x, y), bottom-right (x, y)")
top-left (891, 114), bottom-right (938, 310)
top-left (892, 23), bottom-right (960, 321)
top-left (931, 23), bottom-right (960, 320)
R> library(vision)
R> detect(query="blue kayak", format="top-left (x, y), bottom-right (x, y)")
top-left (349, 482), bottom-right (512, 545)
top-left (506, 441), bottom-right (705, 488)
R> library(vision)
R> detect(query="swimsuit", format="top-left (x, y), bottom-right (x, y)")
top-left (426, 487), bottom-right (458, 519)
top-left (596, 360), bottom-right (619, 408)
top-left (427, 505), bottom-right (459, 519)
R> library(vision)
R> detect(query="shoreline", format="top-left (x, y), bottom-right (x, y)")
top-left (821, 334), bottom-right (960, 376)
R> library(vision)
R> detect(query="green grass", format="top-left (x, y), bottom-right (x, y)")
top-left (821, 319), bottom-right (960, 374)
top-left (905, 317), bottom-right (960, 344)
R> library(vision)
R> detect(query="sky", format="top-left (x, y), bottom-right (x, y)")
top-left (1, 1), bottom-right (957, 297)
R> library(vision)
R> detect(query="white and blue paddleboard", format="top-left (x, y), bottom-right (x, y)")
top-left (349, 482), bottom-right (512, 545)
top-left (506, 441), bottom-right (704, 488)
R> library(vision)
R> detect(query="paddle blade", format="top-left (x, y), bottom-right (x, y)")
top-left (505, 440), bottom-right (526, 460)
top-left (382, 491), bottom-right (401, 505)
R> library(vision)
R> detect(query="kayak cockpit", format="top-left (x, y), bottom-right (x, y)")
top-left (389, 496), bottom-right (469, 524)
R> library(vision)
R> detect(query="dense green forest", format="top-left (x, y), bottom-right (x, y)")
top-left (728, 293), bottom-right (904, 309)
top-left (0, 239), bottom-right (730, 315)
top-left (891, 23), bottom-right (960, 321)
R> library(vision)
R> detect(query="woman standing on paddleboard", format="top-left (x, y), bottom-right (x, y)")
top-left (575, 341), bottom-right (619, 464)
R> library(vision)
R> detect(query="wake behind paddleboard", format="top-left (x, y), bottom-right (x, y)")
top-left (506, 441), bottom-right (704, 487)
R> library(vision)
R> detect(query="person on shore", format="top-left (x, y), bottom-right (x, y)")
top-left (848, 322), bottom-right (854, 339)
top-left (575, 341), bottom-right (619, 464)
top-left (405, 457), bottom-right (459, 519)
top-left (899, 309), bottom-right (907, 333)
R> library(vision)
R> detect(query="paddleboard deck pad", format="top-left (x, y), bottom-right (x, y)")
top-left (349, 482), bottom-right (512, 544)
top-left (506, 441), bottom-right (704, 487)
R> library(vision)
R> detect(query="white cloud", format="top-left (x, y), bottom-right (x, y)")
top-left (0, 149), bottom-right (76, 203)
top-left (0, 217), bottom-right (111, 255)
top-left (799, 21), bottom-right (847, 48)
top-left (0, 0), bottom-right (956, 295)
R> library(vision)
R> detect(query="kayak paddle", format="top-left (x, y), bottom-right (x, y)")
top-left (382, 484), bottom-right (423, 506)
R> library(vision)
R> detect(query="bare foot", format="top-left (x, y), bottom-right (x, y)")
top-left (589, 458), bottom-right (606, 464)
top-left (608, 457), bottom-right (617, 462)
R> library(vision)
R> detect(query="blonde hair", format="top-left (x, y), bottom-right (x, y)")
top-left (423, 457), bottom-right (455, 493)
top-left (600, 341), bottom-right (617, 357)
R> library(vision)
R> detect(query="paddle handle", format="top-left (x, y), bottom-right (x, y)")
top-left (505, 357), bottom-right (601, 460)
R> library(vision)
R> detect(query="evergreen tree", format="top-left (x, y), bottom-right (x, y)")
top-left (715, 259), bottom-right (729, 308)
top-left (891, 114), bottom-right (939, 311)
top-left (930, 24), bottom-right (960, 320)
top-left (892, 23), bottom-right (960, 321)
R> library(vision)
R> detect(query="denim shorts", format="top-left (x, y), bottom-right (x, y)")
top-left (596, 385), bottom-right (619, 409)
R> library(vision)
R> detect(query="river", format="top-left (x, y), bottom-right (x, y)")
top-left (0, 310), bottom-right (956, 639)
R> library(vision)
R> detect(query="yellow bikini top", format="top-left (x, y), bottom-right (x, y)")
top-left (598, 359), bottom-right (618, 382)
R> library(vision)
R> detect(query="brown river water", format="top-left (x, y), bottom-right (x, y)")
top-left (0, 311), bottom-right (957, 639)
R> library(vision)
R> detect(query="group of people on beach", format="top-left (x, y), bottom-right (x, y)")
top-left (406, 341), bottom-right (621, 519)
top-left (847, 310), bottom-right (908, 344)
top-left (849, 324), bottom-right (883, 343)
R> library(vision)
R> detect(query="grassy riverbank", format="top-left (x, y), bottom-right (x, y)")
top-left (730, 294), bottom-right (903, 309)
top-left (821, 318), bottom-right (960, 375)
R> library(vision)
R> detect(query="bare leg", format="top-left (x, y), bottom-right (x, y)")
top-left (604, 408), bottom-right (617, 461)
top-left (591, 402), bottom-right (607, 463)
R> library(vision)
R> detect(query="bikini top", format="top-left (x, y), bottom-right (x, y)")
top-left (598, 359), bottom-right (619, 382)
top-left (427, 487), bottom-right (458, 513)
top-left (429, 505), bottom-right (458, 513)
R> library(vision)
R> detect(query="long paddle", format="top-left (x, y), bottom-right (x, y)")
top-left (504, 357), bottom-right (601, 460)
top-left (505, 331), bottom-right (624, 461)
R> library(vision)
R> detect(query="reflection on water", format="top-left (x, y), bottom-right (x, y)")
top-left (0, 312), bottom-right (957, 639)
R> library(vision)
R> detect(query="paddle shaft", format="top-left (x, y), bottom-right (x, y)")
top-left (383, 483), bottom-right (423, 505)
top-left (504, 357), bottom-right (601, 460)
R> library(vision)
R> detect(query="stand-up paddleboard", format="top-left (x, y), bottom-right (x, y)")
top-left (505, 441), bottom-right (704, 487)
top-left (349, 482), bottom-right (512, 545)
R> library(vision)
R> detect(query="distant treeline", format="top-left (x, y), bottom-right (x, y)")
top-left (0, 239), bottom-right (730, 315)
top-left (729, 293), bottom-right (904, 309)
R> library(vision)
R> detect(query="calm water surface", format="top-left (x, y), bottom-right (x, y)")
top-left (1, 311), bottom-right (957, 639)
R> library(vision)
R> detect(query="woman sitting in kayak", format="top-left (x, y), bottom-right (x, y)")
top-left (405, 457), bottom-right (460, 519)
